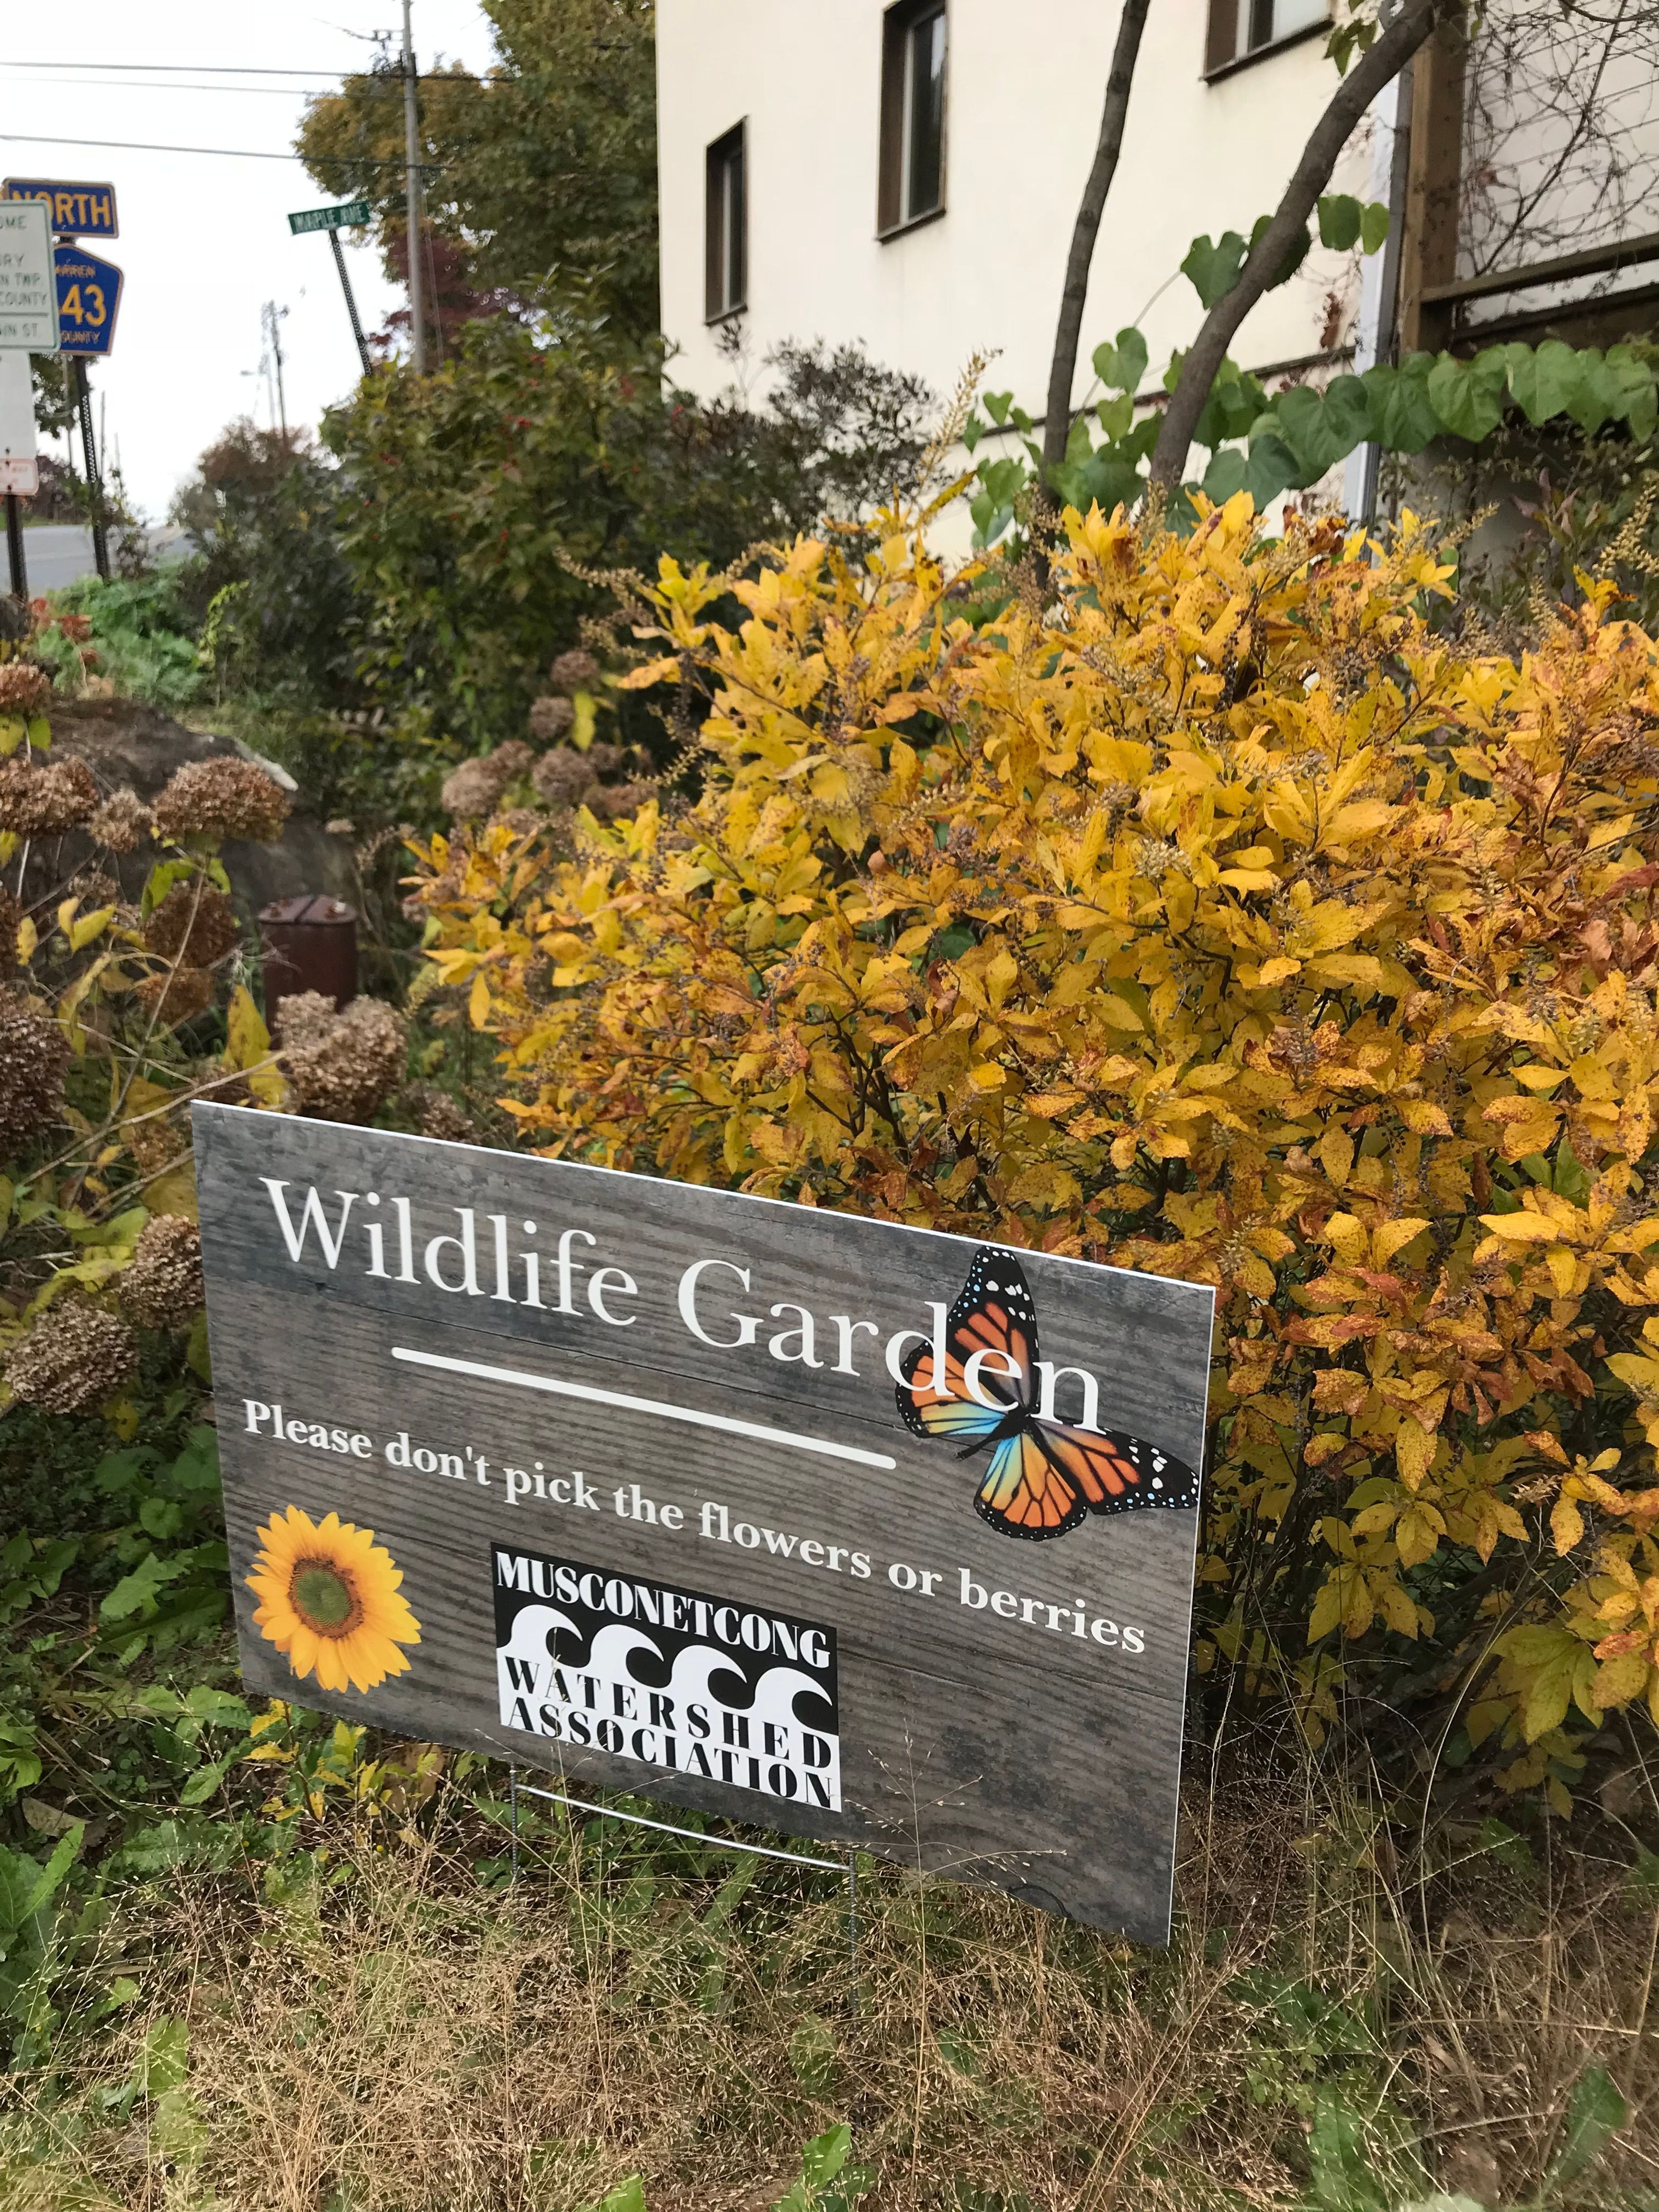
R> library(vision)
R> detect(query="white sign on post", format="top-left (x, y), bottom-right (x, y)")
top-left (0, 349), bottom-right (38, 496)
top-left (0, 200), bottom-right (60, 353)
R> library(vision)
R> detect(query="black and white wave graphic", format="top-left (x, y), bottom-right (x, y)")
top-left (491, 1546), bottom-right (841, 1811)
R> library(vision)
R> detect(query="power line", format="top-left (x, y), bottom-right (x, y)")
top-left (0, 59), bottom-right (484, 83)
top-left (2, 76), bottom-right (352, 97)
top-left (0, 131), bottom-right (432, 165)
top-left (0, 59), bottom-right (346, 76)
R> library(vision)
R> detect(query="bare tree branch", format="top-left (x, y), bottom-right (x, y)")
top-left (1041, 0), bottom-right (1154, 480)
top-left (1463, 0), bottom-right (1651, 276)
top-left (1149, 0), bottom-right (1457, 494)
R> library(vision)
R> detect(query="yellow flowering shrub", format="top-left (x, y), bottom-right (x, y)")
top-left (410, 496), bottom-right (1659, 1802)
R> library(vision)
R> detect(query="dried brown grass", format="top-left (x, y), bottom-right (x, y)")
top-left (8, 1763), bottom-right (1659, 2212)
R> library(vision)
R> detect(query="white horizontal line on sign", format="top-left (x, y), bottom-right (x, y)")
top-left (390, 1345), bottom-right (898, 1470)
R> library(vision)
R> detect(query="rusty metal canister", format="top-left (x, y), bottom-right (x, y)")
top-left (258, 895), bottom-right (359, 1042)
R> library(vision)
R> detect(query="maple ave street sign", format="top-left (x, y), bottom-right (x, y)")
top-left (288, 199), bottom-right (372, 235)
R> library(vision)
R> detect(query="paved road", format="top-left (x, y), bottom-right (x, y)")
top-left (9, 524), bottom-right (190, 596)
top-left (13, 524), bottom-right (97, 594)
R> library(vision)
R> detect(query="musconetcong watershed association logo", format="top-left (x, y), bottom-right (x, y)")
top-left (492, 1546), bottom-right (842, 1812)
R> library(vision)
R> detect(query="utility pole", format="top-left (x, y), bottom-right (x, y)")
top-left (262, 300), bottom-right (289, 442)
top-left (401, 0), bottom-right (426, 374)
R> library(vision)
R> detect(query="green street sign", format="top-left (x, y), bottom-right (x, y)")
top-left (288, 200), bottom-right (372, 236)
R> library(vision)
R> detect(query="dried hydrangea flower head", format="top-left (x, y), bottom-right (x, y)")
top-left (0, 755), bottom-right (98, 836)
top-left (136, 965), bottom-right (214, 1025)
top-left (272, 988), bottom-right (338, 1051)
top-left (407, 1084), bottom-right (475, 1144)
top-left (0, 989), bottom-right (71, 1153)
top-left (124, 1106), bottom-right (184, 1177)
top-left (437, 757), bottom-right (501, 822)
top-left (6, 1300), bottom-right (138, 1414)
top-left (528, 694), bottom-right (575, 745)
top-left (282, 995), bottom-right (405, 1124)
top-left (548, 648), bottom-right (600, 694)
top-left (530, 749), bottom-right (597, 809)
top-left (590, 779), bottom-right (652, 821)
top-left (0, 661), bottom-right (51, 715)
top-left (143, 881), bottom-right (238, 967)
top-left (439, 740), bottom-right (536, 821)
top-left (89, 786), bottom-right (153, 853)
top-left (121, 1214), bottom-right (205, 1330)
top-left (152, 757), bottom-right (291, 843)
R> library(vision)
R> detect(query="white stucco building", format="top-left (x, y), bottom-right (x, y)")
top-left (654, 0), bottom-right (1659, 510)
top-left (655, 0), bottom-right (1374, 434)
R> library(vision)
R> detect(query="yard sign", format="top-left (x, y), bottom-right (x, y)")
top-left (195, 1105), bottom-right (1214, 1942)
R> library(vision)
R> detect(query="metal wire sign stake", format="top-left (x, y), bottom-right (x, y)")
top-left (507, 1767), bottom-right (860, 2005)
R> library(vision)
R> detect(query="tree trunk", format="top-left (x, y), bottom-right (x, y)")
top-left (1148, 0), bottom-right (1455, 495)
top-left (1041, 0), bottom-right (1154, 480)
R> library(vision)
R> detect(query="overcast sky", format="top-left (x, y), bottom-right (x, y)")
top-left (2, 0), bottom-right (498, 519)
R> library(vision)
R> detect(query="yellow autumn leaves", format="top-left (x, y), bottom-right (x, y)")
top-left (410, 492), bottom-right (1659, 1789)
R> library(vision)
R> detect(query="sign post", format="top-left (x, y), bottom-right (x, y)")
top-left (0, 350), bottom-right (36, 598)
top-left (69, 362), bottom-right (106, 582)
top-left (195, 1107), bottom-right (1214, 1943)
top-left (288, 200), bottom-right (373, 377)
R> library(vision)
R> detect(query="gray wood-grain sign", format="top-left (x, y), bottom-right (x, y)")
top-left (193, 1103), bottom-right (1214, 1942)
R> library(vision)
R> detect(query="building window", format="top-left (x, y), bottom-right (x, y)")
top-left (879, 2), bottom-right (947, 236)
top-left (705, 122), bottom-right (746, 321)
top-left (1205, 0), bottom-right (1328, 74)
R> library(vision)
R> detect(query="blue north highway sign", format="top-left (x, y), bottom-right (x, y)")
top-left (2, 179), bottom-right (118, 240)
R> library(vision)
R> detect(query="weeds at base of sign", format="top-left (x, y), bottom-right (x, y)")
top-left (3, 1735), bottom-right (1651, 2210)
top-left (506, 1765), bottom-right (865, 2013)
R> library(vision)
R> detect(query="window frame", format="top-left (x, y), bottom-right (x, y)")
top-left (704, 120), bottom-right (747, 323)
top-left (1203, 0), bottom-right (1329, 81)
top-left (877, 0), bottom-right (949, 241)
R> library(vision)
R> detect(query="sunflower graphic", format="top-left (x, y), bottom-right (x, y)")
top-left (246, 1507), bottom-right (420, 1694)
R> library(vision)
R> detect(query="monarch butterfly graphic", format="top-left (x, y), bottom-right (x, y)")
top-left (896, 1245), bottom-right (1199, 1541)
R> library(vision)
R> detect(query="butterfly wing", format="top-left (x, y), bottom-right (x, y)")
top-left (1036, 1423), bottom-right (1201, 1516)
top-left (974, 1427), bottom-right (1089, 1540)
top-left (898, 1243), bottom-right (1200, 1537)
top-left (896, 1245), bottom-right (1039, 1440)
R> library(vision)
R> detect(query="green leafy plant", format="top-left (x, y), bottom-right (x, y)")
top-left (573, 2129), bottom-right (873, 2212)
top-left (963, 208), bottom-right (1659, 543)
top-left (38, 572), bottom-right (207, 714)
top-left (772, 2126), bottom-right (875, 2212)
top-left (322, 318), bottom-right (935, 748)
top-left (1536, 2062), bottom-right (1627, 2202)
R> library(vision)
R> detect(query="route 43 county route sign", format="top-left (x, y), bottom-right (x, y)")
top-left (195, 1107), bottom-right (1215, 1943)
top-left (53, 242), bottom-right (122, 357)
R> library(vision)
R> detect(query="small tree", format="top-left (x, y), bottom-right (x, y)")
top-left (1150, 0), bottom-right (1456, 491)
top-left (1040, 0), bottom-right (1152, 481)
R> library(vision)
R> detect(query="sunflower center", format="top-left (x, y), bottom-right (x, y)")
top-left (289, 1559), bottom-right (363, 1638)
